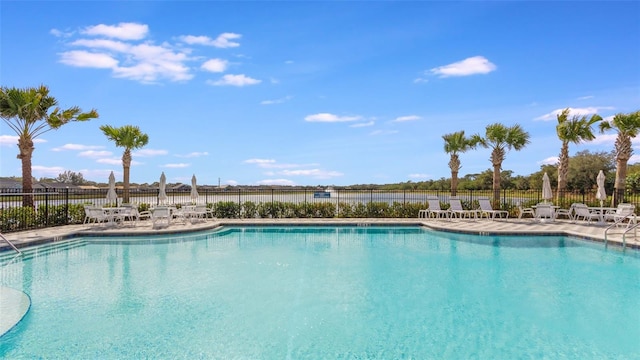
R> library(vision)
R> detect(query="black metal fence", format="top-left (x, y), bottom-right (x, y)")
top-left (1, 187), bottom-right (639, 233)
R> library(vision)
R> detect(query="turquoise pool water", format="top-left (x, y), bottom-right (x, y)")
top-left (1, 226), bottom-right (639, 359)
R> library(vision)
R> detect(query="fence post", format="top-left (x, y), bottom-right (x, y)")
top-left (44, 191), bottom-right (49, 226)
top-left (65, 188), bottom-right (70, 225)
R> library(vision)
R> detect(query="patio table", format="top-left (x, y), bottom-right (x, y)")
top-left (588, 207), bottom-right (617, 223)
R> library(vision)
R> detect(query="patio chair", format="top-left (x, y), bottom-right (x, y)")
top-left (572, 203), bottom-right (600, 224)
top-left (603, 203), bottom-right (636, 227)
top-left (119, 204), bottom-right (140, 226)
top-left (477, 197), bottom-right (509, 220)
top-left (83, 205), bottom-right (95, 224)
top-left (554, 203), bottom-right (576, 221)
top-left (517, 202), bottom-right (535, 219)
top-left (419, 196), bottom-right (449, 219)
top-left (534, 203), bottom-right (555, 222)
top-left (448, 197), bottom-right (478, 219)
top-left (151, 206), bottom-right (171, 229)
top-left (190, 204), bottom-right (209, 223)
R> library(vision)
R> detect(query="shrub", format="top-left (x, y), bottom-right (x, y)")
top-left (241, 201), bottom-right (258, 218)
top-left (0, 206), bottom-right (37, 232)
top-left (214, 201), bottom-right (240, 218)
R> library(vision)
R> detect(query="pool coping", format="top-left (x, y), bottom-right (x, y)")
top-left (1, 218), bottom-right (639, 252)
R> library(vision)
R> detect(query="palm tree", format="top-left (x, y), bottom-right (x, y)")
top-left (0, 85), bottom-right (98, 207)
top-left (555, 108), bottom-right (602, 198)
top-left (599, 110), bottom-right (640, 205)
top-left (100, 125), bottom-right (149, 204)
top-left (474, 123), bottom-right (530, 203)
top-left (442, 131), bottom-right (478, 196)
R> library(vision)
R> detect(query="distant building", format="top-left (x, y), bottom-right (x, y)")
top-left (0, 179), bottom-right (21, 189)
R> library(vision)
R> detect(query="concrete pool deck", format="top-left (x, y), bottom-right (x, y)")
top-left (1, 217), bottom-right (639, 252)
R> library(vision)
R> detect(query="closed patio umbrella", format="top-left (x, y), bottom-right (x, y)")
top-left (542, 172), bottom-right (553, 203)
top-left (596, 170), bottom-right (607, 208)
top-left (190, 174), bottom-right (199, 203)
top-left (106, 171), bottom-right (118, 205)
top-left (158, 172), bottom-right (168, 205)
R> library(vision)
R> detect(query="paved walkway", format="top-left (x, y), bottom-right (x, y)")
top-left (1, 217), bottom-right (638, 252)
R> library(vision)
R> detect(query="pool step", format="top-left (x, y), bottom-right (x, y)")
top-left (0, 239), bottom-right (87, 264)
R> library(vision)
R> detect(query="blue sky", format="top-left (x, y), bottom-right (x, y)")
top-left (1, 1), bottom-right (639, 186)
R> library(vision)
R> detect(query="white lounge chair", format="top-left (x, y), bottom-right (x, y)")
top-left (603, 203), bottom-right (636, 227)
top-left (569, 204), bottom-right (598, 223)
top-left (119, 204), bottom-right (140, 226)
top-left (517, 202), bottom-right (535, 219)
top-left (151, 206), bottom-right (171, 229)
top-left (534, 203), bottom-right (555, 222)
top-left (189, 205), bottom-right (209, 223)
top-left (448, 197), bottom-right (478, 219)
top-left (555, 204), bottom-right (576, 221)
top-left (419, 196), bottom-right (449, 219)
top-left (477, 198), bottom-right (509, 220)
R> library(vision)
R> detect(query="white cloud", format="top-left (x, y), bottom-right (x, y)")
top-left (79, 169), bottom-right (118, 180)
top-left (261, 96), bottom-right (293, 105)
top-left (96, 158), bottom-right (121, 165)
top-left (71, 38), bottom-right (131, 52)
top-left (590, 133), bottom-right (640, 147)
top-left (0, 135), bottom-right (46, 146)
top-left (226, 180), bottom-right (239, 186)
top-left (393, 115), bottom-right (421, 122)
top-left (134, 149), bottom-right (169, 157)
top-left (59, 42), bottom-right (192, 83)
top-left (59, 50), bottom-right (119, 68)
top-left (52, 143), bottom-right (104, 151)
top-left (78, 150), bottom-right (112, 158)
top-left (413, 77), bottom-right (428, 84)
top-left (369, 130), bottom-right (399, 136)
top-left (201, 58), bottom-right (228, 73)
top-left (280, 169), bottom-right (343, 179)
top-left (578, 95), bottom-right (594, 100)
top-left (50, 28), bottom-right (71, 37)
top-left (163, 163), bottom-right (190, 168)
top-left (82, 22), bottom-right (149, 40)
top-left (350, 121), bottom-right (375, 128)
top-left (32, 165), bottom-right (67, 176)
top-left (180, 33), bottom-right (241, 48)
top-left (538, 156), bottom-right (559, 165)
top-left (208, 74), bottom-right (261, 86)
top-left (176, 152), bottom-right (209, 158)
top-left (244, 158), bottom-right (275, 166)
top-left (256, 179), bottom-right (296, 186)
top-left (409, 173), bottom-right (430, 179)
top-left (534, 107), bottom-right (614, 121)
top-left (57, 23), bottom-right (243, 84)
top-left (0, 135), bottom-right (19, 146)
top-left (589, 134), bottom-right (618, 145)
top-left (629, 155), bottom-right (640, 164)
top-left (429, 56), bottom-right (496, 78)
top-left (212, 33), bottom-right (242, 48)
top-left (304, 113), bottom-right (362, 123)
top-left (244, 158), bottom-right (305, 169)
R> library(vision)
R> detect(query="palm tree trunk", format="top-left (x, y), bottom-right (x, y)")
top-left (613, 158), bottom-right (628, 206)
top-left (492, 164), bottom-right (501, 204)
top-left (18, 137), bottom-right (35, 208)
top-left (451, 170), bottom-right (458, 196)
top-left (123, 150), bottom-right (131, 203)
top-left (557, 142), bottom-right (569, 201)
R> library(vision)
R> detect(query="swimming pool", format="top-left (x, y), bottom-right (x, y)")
top-left (1, 226), bottom-right (639, 358)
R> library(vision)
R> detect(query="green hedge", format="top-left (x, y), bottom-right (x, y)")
top-left (1, 201), bottom-right (430, 232)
